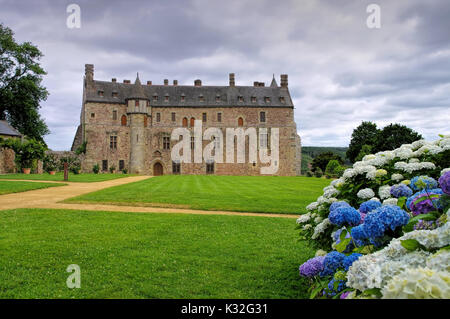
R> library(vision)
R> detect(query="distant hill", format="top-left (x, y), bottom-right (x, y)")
top-left (301, 146), bottom-right (349, 174)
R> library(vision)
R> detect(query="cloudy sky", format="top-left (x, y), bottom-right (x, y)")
top-left (1, 0), bottom-right (449, 150)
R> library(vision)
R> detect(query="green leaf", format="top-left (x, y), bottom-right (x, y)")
top-left (335, 238), bottom-right (351, 253)
top-left (363, 288), bottom-right (382, 298)
top-left (339, 229), bottom-right (348, 242)
top-left (401, 239), bottom-right (421, 251)
top-left (403, 213), bottom-right (436, 232)
top-left (310, 285), bottom-right (324, 299)
top-left (397, 196), bottom-right (406, 209)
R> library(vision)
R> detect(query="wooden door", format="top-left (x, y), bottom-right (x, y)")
top-left (153, 162), bottom-right (163, 176)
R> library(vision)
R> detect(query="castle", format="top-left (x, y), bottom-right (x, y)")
top-left (71, 64), bottom-right (301, 176)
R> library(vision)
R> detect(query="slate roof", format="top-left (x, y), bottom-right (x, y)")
top-left (86, 79), bottom-right (293, 108)
top-left (0, 120), bottom-right (21, 137)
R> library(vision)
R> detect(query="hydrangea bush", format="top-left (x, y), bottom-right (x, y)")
top-left (297, 135), bottom-right (450, 299)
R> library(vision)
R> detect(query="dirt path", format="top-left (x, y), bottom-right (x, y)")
top-left (0, 176), bottom-right (298, 219)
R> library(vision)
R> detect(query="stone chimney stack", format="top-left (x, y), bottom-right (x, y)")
top-left (85, 64), bottom-right (94, 83)
top-left (123, 80), bottom-right (130, 84)
top-left (194, 79), bottom-right (202, 87)
top-left (164, 79), bottom-right (169, 86)
top-left (111, 78), bottom-right (117, 83)
top-left (173, 80), bottom-right (178, 86)
top-left (280, 74), bottom-right (288, 88)
top-left (147, 81), bottom-right (152, 86)
top-left (253, 81), bottom-right (259, 87)
top-left (229, 73), bottom-right (235, 87)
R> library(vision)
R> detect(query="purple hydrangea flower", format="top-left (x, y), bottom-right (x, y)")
top-left (299, 256), bottom-right (325, 277)
top-left (340, 291), bottom-right (351, 299)
top-left (438, 171), bottom-right (450, 195)
top-left (390, 184), bottom-right (413, 198)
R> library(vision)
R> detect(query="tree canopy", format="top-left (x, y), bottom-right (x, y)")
top-left (346, 121), bottom-right (422, 162)
top-left (311, 151), bottom-right (344, 173)
top-left (0, 23), bottom-right (49, 142)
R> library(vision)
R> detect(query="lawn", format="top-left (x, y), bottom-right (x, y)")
top-left (67, 175), bottom-right (330, 214)
top-left (0, 209), bottom-right (314, 298)
top-left (0, 180), bottom-right (65, 195)
top-left (0, 172), bottom-right (135, 183)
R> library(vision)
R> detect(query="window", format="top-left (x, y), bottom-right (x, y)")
top-left (260, 111), bottom-right (266, 123)
top-left (98, 90), bottom-right (104, 97)
top-left (135, 100), bottom-right (139, 106)
top-left (251, 96), bottom-right (257, 103)
top-left (182, 117), bottom-right (188, 127)
top-left (217, 112), bottom-right (222, 122)
top-left (102, 160), bottom-right (108, 171)
top-left (146, 101), bottom-right (150, 107)
top-left (199, 95), bottom-right (204, 102)
top-left (238, 117), bottom-right (244, 127)
top-left (191, 136), bottom-right (195, 150)
top-left (113, 110), bottom-right (117, 120)
top-left (216, 95), bottom-right (220, 102)
top-left (153, 95), bottom-right (158, 101)
top-left (190, 117), bottom-right (195, 127)
top-left (238, 96), bottom-right (244, 102)
top-left (91, 113), bottom-right (95, 118)
top-left (171, 112), bottom-right (176, 122)
top-left (163, 136), bottom-right (170, 150)
top-left (181, 95), bottom-right (185, 102)
top-left (156, 113), bottom-right (161, 122)
top-left (280, 96), bottom-right (286, 103)
top-left (121, 115), bottom-right (127, 126)
top-left (112, 92), bottom-right (118, 98)
top-left (144, 116), bottom-right (148, 127)
top-left (110, 136), bottom-right (117, 149)
top-left (259, 131), bottom-right (268, 149)
top-left (119, 160), bottom-right (125, 171)
top-left (165, 95), bottom-right (169, 102)
top-left (172, 161), bottom-right (181, 174)
top-left (265, 97), bottom-right (271, 103)
top-left (202, 112), bottom-right (207, 122)
top-left (206, 161), bottom-right (214, 174)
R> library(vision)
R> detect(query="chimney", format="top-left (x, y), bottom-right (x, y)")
top-left (164, 79), bottom-right (169, 86)
top-left (229, 73), bottom-right (235, 87)
top-left (147, 81), bottom-right (152, 86)
top-left (112, 78), bottom-right (117, 83)
top-left (123, 79), bottom-right (130, 84)
top-left (253, 81), bottom-right (259, 87)
top-left (173, 80), bottom-right (178, 86)
top-left (85, 64), bottom-right (94, 83)
top-left (258, 82), bottom-right (265, 87)
top-left (280, 74), bottom-right (288, 88)
top-left (194, 79), bottom-right (202, 87)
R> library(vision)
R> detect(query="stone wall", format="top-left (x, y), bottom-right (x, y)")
top-left (0, 147), bottom-right (16, 174)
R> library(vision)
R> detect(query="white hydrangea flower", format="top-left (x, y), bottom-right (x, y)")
top-left (343, 168), bottom-right (357, 180)
top-left (302, 224), bottom-right (312, 230)
top-left (441, 168), bottom-right (450, 176)
top-left (315, 249), bottom-right (327, 257)
top-left (391, 173), bottom-right (403, 182)
top-left (296, 213), bottom-right (311, 224)
top-left (426, 250), bottom-right (450, 272)
top-left (314, 216), bottom-right (323, 223)
top-left (378, 185), bottom-right (392, 200)
top-left (411, 139), bottom-right (427, 150)
top-left (383, 198), bottom-right (398, 206)
top-left (357, 188), bottom-right (375, 199)
top-left (311, 218), bottom-right (331, 239)
top-left (382, 268), bottom-right (450, 299)
top-left (401, 180), bottom-right (411, 185)
top-left (306, 202), bottom-right (319, 211)
top-left (370, 197), bottom-right (381, 202)
top-left (394, 161), bottom-right (436, 174)
top-left (409, 158), bottom-right (420, 163)
top-left (323, 186), bottom-right (339, 198)
top-left (362, 154), bottom-right (376, 161)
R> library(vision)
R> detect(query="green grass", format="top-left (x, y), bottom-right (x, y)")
top-left (0, 209), bottom-right (314, 298)
top-left (67, 175), bottom-right (330, 214)
top-left (0, 180), bottom-right (65, 195)
top-left (0, 172), bottom-right (135, 183)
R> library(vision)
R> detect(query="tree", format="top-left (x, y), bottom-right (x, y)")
top-left (325, 159), bottom-right (343, 178)
top-left (355, 144), bottom-right (373, 162)
top-left (346, 121), bottom-right (379, 163)
top-left (311, 152), bottom-right (344, 173)
top-left (373, 124), bottom-right (422, 153)
top-left (0, 23), bottom-right (49, 142)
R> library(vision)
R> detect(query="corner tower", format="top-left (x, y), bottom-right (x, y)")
top-left (126, 74), bottom-right (150, 174)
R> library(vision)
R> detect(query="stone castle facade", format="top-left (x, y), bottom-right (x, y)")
top-left (71, 64), bottom-right (301, 176)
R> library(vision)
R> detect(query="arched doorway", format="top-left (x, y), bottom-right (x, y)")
top-left (153, 162), bottom-right (163, 176)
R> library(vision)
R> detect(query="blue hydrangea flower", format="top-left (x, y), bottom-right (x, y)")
top-left (390, 184), bottom-right (413, 198)
top-left (350, 225), bottom-right (366, 241)
top-left (329, 207), bottom-right (361, 226)
top-left (319, 251), bottom-right (345, 277)
top-left (329, 201), bottom-right (350, 213)
top-left (343, 253), bottom-right (362, 271)
top-left (410, 176), bottom-right (438, 191)
top-left (299, 256), bottom-right (325, 277)
top-left (326, 279), bottom-right (346, 296)
top-left (359, 200), bottom-right (382, 214)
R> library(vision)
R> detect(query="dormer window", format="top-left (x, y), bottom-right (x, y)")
top-left (216, 95), bottom-right (220, 102)
top-left (251, 96), bottom-right (257, 103)
top-left (265, 96), bottom-right (271, 103)
top-left (153, 94), bottom-right (158, 101)
top-left (279, 96), bottom-right (285, 103)
top-left (238, 96), bottom-right (244, 102)
top-left (199, 95), bottom-right (204, 102)
top-left (181, 94), bottom-right (185, 102)
top-left (112, 91), bottom-right (118, 98)
top-left (98, 90), bottom-right (104, 97)
top-left (164, 94), bottom-right (169, 102)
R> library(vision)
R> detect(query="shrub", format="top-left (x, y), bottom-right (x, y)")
top-left (43, 153), bottom-right (58, 172)
top-left (92, 164), bottom-right (100, 174)
top-left (109, 165), bottom-right (116, 173)
top-left (122, 168), bottom-right (128, 174)
top-left (306, 170), bottom-right (313, 177)
top-left (325, 160), bottom-right (343, 178)
top-left (314, 168), bottom-right (323, 178)
top-left (0, 138), bottom-right (47, 170)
